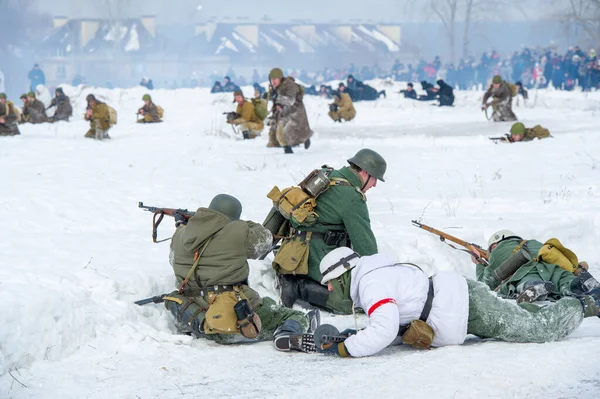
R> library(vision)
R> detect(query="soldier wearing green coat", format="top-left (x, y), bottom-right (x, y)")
top-left (472, 230), bottom-right (599, 303)
top-left (165, 194), bottom-right (314, 346)
top-left (508, 122), bottom-right (551, 142)
top-left (274, 149), bottom-right (386, 314)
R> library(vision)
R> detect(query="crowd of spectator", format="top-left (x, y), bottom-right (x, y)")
top-left (25, 45), bottom-right (600, 92)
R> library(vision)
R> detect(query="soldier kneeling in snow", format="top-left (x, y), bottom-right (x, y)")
top-left (137, 94), bottom-right (162, 123)
top-left (84, 94), bottom-right (113, 140)
top-left (309, 247), bottom-right (600, 357)
top-left (165, 194), bottom-right (318, 348)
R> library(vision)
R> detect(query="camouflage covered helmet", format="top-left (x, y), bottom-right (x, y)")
top-left (142, 94), bottom-right (151, 101)
top-left (27, 91), bottom-right (36, 98)
top-left (510, 122), bottom-right (526, 136)
top-left (347, 148), bottom-right (387, 182)
top-left (0, 93), bottom-right (6, 100)
top-left (269, 68), bottom-right (284, 80)
top-left (209, 194), bottom-right (242, 221)
top-left (492, 75), bottom-right (502, 84)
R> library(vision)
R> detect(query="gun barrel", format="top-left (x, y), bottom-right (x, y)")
top-left (411, 220), bottom-right (489, 261)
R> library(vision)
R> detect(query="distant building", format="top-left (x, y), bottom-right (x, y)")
top-left (37, 13), bottom-right (417, 86)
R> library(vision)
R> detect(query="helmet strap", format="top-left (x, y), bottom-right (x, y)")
top-left (361, 175), bottom-right (371, 192)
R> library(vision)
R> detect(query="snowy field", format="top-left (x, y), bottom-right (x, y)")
top-left (1, 81), bottom-right (600, 398)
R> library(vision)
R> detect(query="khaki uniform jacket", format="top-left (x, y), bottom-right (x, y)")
top-left (233, 100), bottom-right (261, 125)
top-left (88, 102), bottom-right (111, 130)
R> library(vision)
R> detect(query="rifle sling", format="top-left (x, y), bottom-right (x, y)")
top-left (178, 236), bottom-right (213, 294)
top-left (440, 237), bottom-right (488, 265)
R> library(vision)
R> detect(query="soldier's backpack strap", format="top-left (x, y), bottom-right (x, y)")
top-left (512, 240), bottom-right (531, 256)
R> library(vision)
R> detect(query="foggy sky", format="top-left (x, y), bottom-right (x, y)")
top-left (32, 0), bottom-right (570, 25)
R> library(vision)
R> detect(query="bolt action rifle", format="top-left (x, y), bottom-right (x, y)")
top-left (411, 220), bottom-right (489, 265)
top-left (489, 134), bottom-right (513, 143)
top-left (138, 202), bottom-right (195, 243)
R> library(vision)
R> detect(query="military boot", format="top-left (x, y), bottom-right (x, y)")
top-left (571, 268), bottom-right (600, 294)
top-left (273, 319), bottom-right (317, 353)
top-left (580, 288), bottom-right (600, 318)
top-left (284, 146), bottom-right (294, 154)
top-left (517, 281), bottom-right (555, 304)
top-left (304, 138), bottom-right (311, 150)
top-left (242, 131), bottom-right (250, 140)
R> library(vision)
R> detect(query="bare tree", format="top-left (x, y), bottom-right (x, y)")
top-left (561, 0), bottom-right (600, 42)
top-left (430, 0), bottom-right (460, 63)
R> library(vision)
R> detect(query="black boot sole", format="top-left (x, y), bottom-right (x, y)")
top-left (274, 334), bottom-right (316, 353)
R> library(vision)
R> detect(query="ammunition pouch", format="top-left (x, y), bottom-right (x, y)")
top-left (401, 320), bottom-right (435, 349)
top-left (536, 238), bottom-right (578, 273)
top-left (399, 278), bottom-right (435, 349)
top-left (273, 232), bottom-right (312, 275)
top-left (492, 248), bottom-right (532, 282)
top-left (204, 286), bottom-right (261, 338)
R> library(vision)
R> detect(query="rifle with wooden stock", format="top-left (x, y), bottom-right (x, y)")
top-left (411, 220), bottom-right (489, 265)
top-left (138, 202), bottom-right (195, 243)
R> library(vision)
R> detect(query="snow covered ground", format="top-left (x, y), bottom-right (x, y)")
top-left (1, 81), bottom-right (600, 398)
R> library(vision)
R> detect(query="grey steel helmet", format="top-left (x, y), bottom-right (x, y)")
top-left (209, 194), bottom-right (242, 221)
top-left (347, 148), bottom-right (387, 182)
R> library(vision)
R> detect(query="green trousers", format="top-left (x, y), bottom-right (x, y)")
top-left (165, 295), bottom-right (307, 344)
top-left (467, 279), bottom-right (584, 343)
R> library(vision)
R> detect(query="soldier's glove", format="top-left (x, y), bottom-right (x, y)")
top-left (320, 340), bottom-right (351, 357)
top-left (174, 212), bottom-right (188, 228)
top-left (340, 328), bottom-right (357, 337)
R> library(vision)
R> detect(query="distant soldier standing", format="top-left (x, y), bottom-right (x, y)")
top-left (482, 75), bottom-right (517, 122)
top-left (84, 94), bottom-right (111, 140)
top-left (0, 93), bottom-right (20, 136)
top-left (266, 68), bottom-right (313, 153)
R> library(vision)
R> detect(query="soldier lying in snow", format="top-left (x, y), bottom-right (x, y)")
top-left (471, 230), bottom-right (597, 303)
top-left (282, 247), bottom-right (600, 357)
top-left (490, 122), bottom-right (552, 143)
